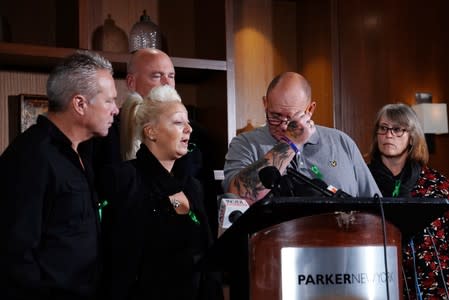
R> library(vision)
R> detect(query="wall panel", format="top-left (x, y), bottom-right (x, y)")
top-left (334, 0), bottom-right (449, 175)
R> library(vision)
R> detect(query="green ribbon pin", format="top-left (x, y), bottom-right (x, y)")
top-left (98, 200), bottom-right (109, 222)
top-left (392, 180), bottom-right (401, 197)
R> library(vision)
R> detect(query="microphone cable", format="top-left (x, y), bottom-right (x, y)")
top-left (402, 263), bottom-right (411, 299)
top-left (409, 238), bottom-right (423, 300)
top-left (426, 228), bottom-right (449, 298)
top-left (375, 193), bottom-right (390, 300)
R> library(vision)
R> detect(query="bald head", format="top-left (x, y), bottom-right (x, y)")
top-left (263, 72), bottom-right (316, 140)
top-left (266, 72), bottom-right (311, 101)
top-left (126, 48), bottom-right (175, 97)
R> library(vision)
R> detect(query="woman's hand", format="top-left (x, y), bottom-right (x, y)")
top-left (168, 191), bottom-right (190, 214)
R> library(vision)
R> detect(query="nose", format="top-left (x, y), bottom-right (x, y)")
top-left (279, 121), bottom-right (289, 131)
top-left (160, 75), bottom-right (170, 85)
top-left (185, 122), bottom-right (193, 133)
top-left (112, 102), bottom-right (119, 115)
top-left (385, 128), bottom-right (394, 137)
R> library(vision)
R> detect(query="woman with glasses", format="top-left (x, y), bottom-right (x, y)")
top-left (367, 103), bottom-right (448, 198)
top-left (368, 103), bottom-right (449, 299)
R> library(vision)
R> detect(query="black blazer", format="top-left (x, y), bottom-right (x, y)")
top-left (99, 144), bottom-right (222, 300)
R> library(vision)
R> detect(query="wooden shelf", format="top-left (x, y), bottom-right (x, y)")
top-left (0, 42), bottom-right (227, 78)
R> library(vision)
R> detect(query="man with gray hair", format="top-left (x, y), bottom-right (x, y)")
top-left (0, 50), bottom-right (119, 299)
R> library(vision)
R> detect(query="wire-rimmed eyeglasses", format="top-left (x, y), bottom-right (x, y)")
top-left (376, 125), bottom-right (408, 137)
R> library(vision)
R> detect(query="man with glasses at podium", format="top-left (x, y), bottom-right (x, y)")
top-left (222, 72), bottom-right (380, 203)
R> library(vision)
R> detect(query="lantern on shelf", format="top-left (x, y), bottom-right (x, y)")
top-left (129, 10), bottom-right (162, 52)
top-left (92, 14), bottom-right (128, 53)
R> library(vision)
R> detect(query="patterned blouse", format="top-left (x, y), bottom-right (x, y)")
top-left (403, 166), bottom-right (449, 299)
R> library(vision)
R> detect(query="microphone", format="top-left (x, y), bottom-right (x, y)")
top-left (287, 168), bottom-right (352, 198)
top-left (311, 178), bottom-right (352, 198)
top-left (286, 168), bottom-right (334, 197)
top-left (217, 196), bottom-right (250, 237)
top-left (259, 165), bottom-right (281, 190)
top-left (259, 166), bottom-right (351, 198)
top-left (259, 166), bottom-right (295, 197)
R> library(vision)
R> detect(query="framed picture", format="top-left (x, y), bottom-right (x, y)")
top-left (8, 94), bottom-right (48, 142)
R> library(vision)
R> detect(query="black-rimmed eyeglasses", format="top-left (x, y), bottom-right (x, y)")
top-left (265, 112), bottom-right (291, 127)
top-left (376, 125), bottom-right (408, 137)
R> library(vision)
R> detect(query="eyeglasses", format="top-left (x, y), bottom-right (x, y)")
top-left (376, 125), bottom-right (408, 137)
top-left (265, 112), bottom-right (291, 127)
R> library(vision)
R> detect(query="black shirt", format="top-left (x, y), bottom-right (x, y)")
top-left (99, 144), bottom-right (222, 300)
top-left (368, 156), bottom-right (421, 197)
top-left (0, 115), bottom-right (100, 299)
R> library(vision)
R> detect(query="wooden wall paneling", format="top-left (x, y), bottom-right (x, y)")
top-left (297, 0), bottom-right (333, 128)
top-left (79, 0), bottom-right (103, 49)
top-left (159, 0), bottom-right (196, 58)
top-left (158, 0), bottom-right (198, 126)
top-left (333, 0), bottom-right (449, 175)
top-left (196, 72), bottom-right (229, 168)
top-left (330, 0), bottom-right (341, 130)
top-left (194, 0), bottom-right (228, 166)
top-left (1, 0), bottom-right (78, 47)
top-left (54, 0), bottom-right (79, 48)
top-left (233, 0), bottom-right (274, 130)
top-left (272, 1), bottom-right (298, 75)
top-left (78, 0), bottom-right (90, 49)
top-left (432, 0), bottom-right (449, 177)
top-left (195, 0), bottom-right (226, 60)
top-left (335, 0), bottom-right (391, 155)
top-left (408, 0), bottom-right (449, 176)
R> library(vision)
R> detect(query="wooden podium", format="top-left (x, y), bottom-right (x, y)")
top-left (201, 197), bottom-right (449, 300)
top-left (250, 212), bottom-right (401, 299)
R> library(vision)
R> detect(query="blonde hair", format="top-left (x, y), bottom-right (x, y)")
top-left (120, 85), bottom-right (182, 160)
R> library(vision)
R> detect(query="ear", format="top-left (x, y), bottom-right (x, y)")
top-left (263, 95), bottom-right (268, 110)
top-left (73, 95), bottom-right (87, 115)
top-left (307, 101), bottom-right (317, 115)
top-left (144, 125), bottom-right (157, 141)
top-left (126, 73), bottom-right (136, 91)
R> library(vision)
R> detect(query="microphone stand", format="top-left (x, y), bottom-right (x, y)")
top-left (286, 168), bottom-right (334, 197)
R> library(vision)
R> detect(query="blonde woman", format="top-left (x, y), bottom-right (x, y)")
top-left (99, 85), bottom-right (222, 300)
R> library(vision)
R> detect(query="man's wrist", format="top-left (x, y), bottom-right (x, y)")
top-left (281, 136), bottom-right (300, 154)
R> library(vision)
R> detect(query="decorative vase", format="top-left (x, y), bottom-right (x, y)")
top-left (92, 14), bottom-right (128, 53)
top-left (128, 10), bottom-right (162, 52)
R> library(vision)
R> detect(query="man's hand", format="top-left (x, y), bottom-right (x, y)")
top-left (284, 111), bottom-right (316, 146)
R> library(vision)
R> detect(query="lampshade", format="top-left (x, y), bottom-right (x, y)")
top-left (412, 103), bottom-right (449, 134)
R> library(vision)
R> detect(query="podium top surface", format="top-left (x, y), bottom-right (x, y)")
top-left (203, 197), bottom-right (449, 270)
top-left (227, 196), bottom-right (449, 238)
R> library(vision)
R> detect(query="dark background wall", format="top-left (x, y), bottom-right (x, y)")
top-left (293, 0), bottom-right (449, 176)
top-left (2, 0), bottom-right (449, 176)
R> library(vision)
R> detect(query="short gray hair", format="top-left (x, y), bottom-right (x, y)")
top-left (46, 50), bottom-right (113, 111)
